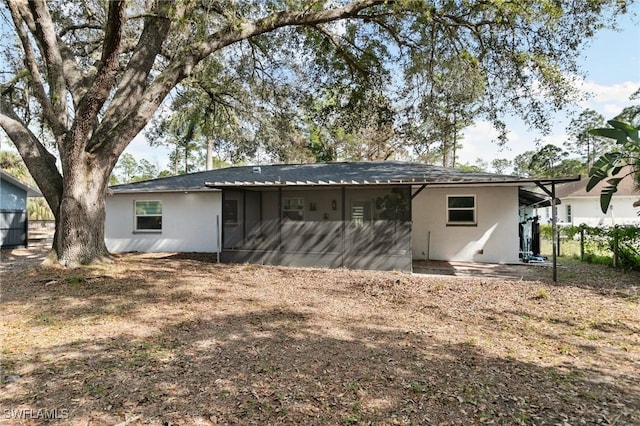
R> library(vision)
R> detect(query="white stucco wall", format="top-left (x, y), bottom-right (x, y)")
top-left (105, 191), bottom-right (221, 253)
top-left (412, 186), bottom-right (520, 263)
top-left (539, 196), bottom-right (640, 226)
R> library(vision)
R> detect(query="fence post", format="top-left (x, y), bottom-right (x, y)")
top-left (580, 227), bottom-right (585, 261)
top-left (24, 212), bottom-right (29, 248)
top-left (612, 227), bottom-right (619, 268)
top-left (557, 227), bottom-right (561, 257)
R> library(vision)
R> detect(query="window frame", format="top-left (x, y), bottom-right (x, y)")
top-left (223, 199), bottom-right (239, 225)
top-left (446, 195), bottom-right (477, 226)
top-left (282, 198), bottom-right (305, 221)
top-left (134, 200), bottom-right (162, 233)
top-left (351, 200), bottom-right (372, 228)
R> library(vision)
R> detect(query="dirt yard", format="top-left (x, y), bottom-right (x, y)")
top-left (1, 251), bottom-right (639, 425)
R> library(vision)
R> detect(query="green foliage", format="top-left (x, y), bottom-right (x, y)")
top-left (301, 87), bottom-right (398, 162)
top-left (587, 119), bottom-right (640, 213)
top-left (564, 109), bottom-right (609, 168)
top-left (306, 125), bottom-right (337, 163)
top-left (614, 226), bottom-right (640, 270)
top-left (112, 154), bottom-right (162, 183)
top-left (529, 144), bottom-right (567, 177)
top-left (539, 224), bottom-right (553, 240)
top-left (582, 253), bottom-right (613, 266)
top-left (146, 60), bottom-right (254, 168)
top-left (553, 224), bottom-right (640, 271)
top-left (0, 151), bottom-right (30, 182)
top-left (491, 158), bottom-right (512, 174)
top-left (27, 198), bottom-right (54, 220)
top-left (404, 49), bottom-right (484, 166)
top-left (516, 142), bottom-right (588, 178)
top-left (457, 159), bottom-right (488, 172)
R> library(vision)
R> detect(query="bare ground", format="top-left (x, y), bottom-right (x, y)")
top-left (1, 251), bottom-right (639, 425)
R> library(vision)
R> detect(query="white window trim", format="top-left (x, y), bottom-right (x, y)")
top-left (134, 200), bottom-right (162, 233)
top-left (446, 195), bottom-right (477, 226)
top-left (351, 200), bottom-right (372, 228)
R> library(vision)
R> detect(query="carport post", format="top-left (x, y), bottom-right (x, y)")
top-left (551, 182), bottom-right (558, 282)
top-left (278, 186), bottom-right (282, 264)
top-left (535, 180), bottom-right (560, 283)
top-left (341, 186), bottom-right (346, 268)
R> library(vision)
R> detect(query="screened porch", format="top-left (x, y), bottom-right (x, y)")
top-left (220, 186), bottom-right (412, 271)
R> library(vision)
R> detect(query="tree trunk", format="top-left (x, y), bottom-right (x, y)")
top-left (206, 136), bottom-right (214, 170)
top-left (52, 153), bottom-right (111, 267)
top-left (184, 144), bottom-right (188, 174)
top-left (173, 145), bottom-right (179, 175)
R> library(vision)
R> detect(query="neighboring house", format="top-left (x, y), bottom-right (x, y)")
top-left (538, 174), bottom-right (640, 226)
top-left (105, 161), bottom-right (573, 271)
top-left (0, 170), bottom-right (42, 248)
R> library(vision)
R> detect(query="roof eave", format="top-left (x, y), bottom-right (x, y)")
top-left (0, 170), bottom-right (43, 197)
top-left (107, 188), bottom-right (221, 195)
top-left (204, 175), bottom-right (582, 189)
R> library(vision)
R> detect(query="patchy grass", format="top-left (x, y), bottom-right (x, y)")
top-left (1, 252), bottom-right (639, 425)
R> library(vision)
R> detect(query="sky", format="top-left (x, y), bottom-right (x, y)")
top-left (456, 9), bottom-right (640, 169)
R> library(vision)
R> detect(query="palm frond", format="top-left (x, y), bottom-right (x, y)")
top-left (599, 178), bottom-right (622, 213)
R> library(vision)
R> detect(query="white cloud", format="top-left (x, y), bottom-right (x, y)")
top-left (459, 121), bottom-right (522, 164)
top-left (579, 80), bottom-right (638, 103)
top-left (458, 78), bottom-right (639, 168)
top-left (575, 79), bottom-right (639, 113)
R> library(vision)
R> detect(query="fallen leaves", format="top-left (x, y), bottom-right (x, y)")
top-left (0, 252), bottom-right (638, 425)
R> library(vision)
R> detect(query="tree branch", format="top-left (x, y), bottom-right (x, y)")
top-left (70, 0), bottom-right (126, 149)
top-left (6, 0), bottom-right (66, 137)
top-left (310, 25), bottom-right (369, 77)
top-left (197, 0), bottom-right (395, 61)
top-left (58, 22), bottom-right (102, 38)
top-left (12, 0), bottom-right (90, 107)
top-left (95, 0), bottom-right (398, 158)
top-left (27, 0), bottom-right (68, 130)
top-left (57, 42), bottom-right (95, 108)
top-left (91, 0), bottom-right (177, 154)
top-left (0, 102), bottom-right (63, 216)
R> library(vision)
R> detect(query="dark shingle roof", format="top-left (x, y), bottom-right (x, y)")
top-left (108, 161), bottom-right (576, 193)
top-left (0, 170), bottom-right (42, 197)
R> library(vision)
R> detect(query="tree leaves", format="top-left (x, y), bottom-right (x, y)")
top-left (587, 119), bottom-right (640, 213)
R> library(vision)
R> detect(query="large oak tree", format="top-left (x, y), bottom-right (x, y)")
top-left (0, 0), bottom-right (631, 265)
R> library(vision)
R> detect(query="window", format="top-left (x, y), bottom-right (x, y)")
top-left (282, 198), bottom-right (304, 221)
top-left (351, 200), bottom-right (372, 227)
top-left (566, 205), bottom-right (572, 223)
top-left (447, 195), bottom-right (476, 225)
top-left (135, 200), bottom-right (162, 231)
top-left (223, 199), bottom-right (239, 224)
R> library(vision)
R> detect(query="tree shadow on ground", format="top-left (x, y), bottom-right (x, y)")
top-left (2, 254), bottom-right (639, 424)
top-left (2, 306), bottom-right (638, 425)
top-left (0, 246), bottom-right (49, 273)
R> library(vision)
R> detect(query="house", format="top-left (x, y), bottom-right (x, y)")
top-left (537, 173), bottom-right (640, 226)
top-left (0, 170), bottom-right (42, 248)
top-left (105, 161), bottom-right (574, 272)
